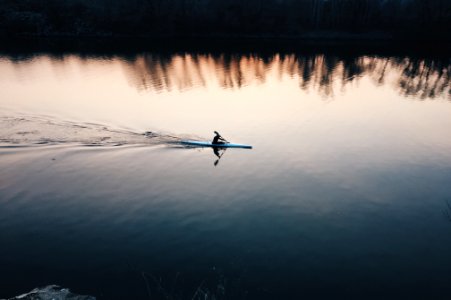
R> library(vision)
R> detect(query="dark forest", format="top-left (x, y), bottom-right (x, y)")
top-left (0, 0), bottom-right (450, 39)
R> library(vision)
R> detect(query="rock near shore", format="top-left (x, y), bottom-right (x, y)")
top-left (3, 285), bottom-right (95, 300)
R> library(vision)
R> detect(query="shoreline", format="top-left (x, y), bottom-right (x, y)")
top-left (2, 30), bottom-right (450, 42)
top-left (1, 34), bottom-right (450, 56)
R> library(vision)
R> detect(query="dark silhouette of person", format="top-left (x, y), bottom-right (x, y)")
top-left (212, 131), bottom-right (227, 145)
top-left (211, 131), bottom-right (227, 166)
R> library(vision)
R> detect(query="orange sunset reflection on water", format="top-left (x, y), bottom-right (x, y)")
top-left (120, 53), bottom-right (450, 99)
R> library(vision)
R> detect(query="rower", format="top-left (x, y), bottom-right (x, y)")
top-left (212, 131), bottom-right (227, 145)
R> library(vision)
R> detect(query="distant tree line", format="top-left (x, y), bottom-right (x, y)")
top-left (0, 0), bottom-right (450, 38)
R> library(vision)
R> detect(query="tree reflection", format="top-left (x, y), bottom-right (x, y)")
top-left (396, 58), bottom-right (451, 99)
top-left (121, 52), bottom-right (450, 99)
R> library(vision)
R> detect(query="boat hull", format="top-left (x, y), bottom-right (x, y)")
top-left (181, 140), bottom-right (252, 149)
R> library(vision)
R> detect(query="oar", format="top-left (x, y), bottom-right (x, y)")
top-left (219, 135), bottom-right (230, 143)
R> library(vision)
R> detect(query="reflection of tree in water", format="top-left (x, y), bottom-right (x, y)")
top-left (122, 53), bottom-right (450, 99)
top-left (396, 58), bottom-right (450, 99)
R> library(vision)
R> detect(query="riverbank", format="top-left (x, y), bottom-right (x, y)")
top-left (2, 29), bottom-right (450, 41)
top-left (1, 0), bottom-right (449, 42)
top-left (1, 35), bottom-right (450, 57)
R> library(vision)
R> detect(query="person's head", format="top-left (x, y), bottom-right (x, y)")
top-left (214, 131), bottom-right (219, 136)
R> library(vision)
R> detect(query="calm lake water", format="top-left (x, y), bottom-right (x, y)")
top-left (1, 42), bottom-right (451, 299)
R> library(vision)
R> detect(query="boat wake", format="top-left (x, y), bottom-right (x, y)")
top-left (0, 115), bottom-right (186, 147)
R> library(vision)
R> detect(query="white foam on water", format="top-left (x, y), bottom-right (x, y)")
top-left (0, 114), bottom-right (187, 147)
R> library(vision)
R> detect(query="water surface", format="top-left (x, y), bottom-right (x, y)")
top-left (1, 46), bottom-right (451, 299)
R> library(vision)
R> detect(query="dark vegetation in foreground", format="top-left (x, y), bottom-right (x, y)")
top-left (0, 0), bottom-right (450, 39)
